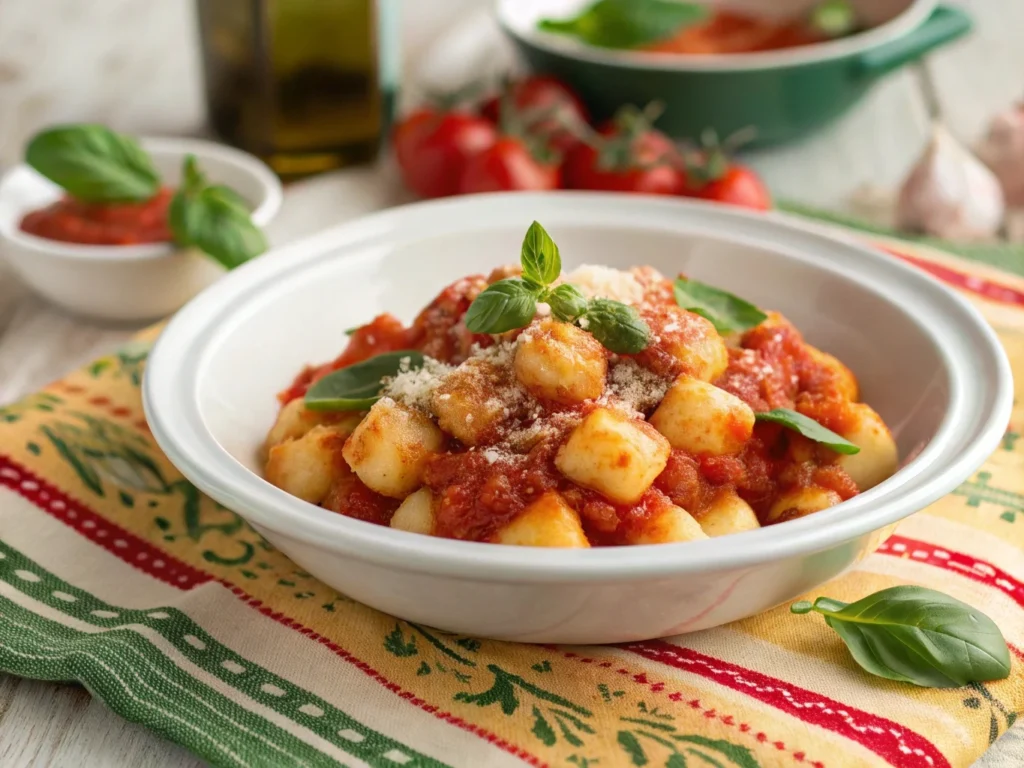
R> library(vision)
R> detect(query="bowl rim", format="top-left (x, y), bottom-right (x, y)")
top-left (495, 0), bottom-right (937, 72)
top-left (143, 192), bottom-right (1012, 583)
top-left (0, 136), bottom-right (283, 263)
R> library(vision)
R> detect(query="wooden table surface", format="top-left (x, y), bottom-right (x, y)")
top-left (2, 0), bottom-right (1023, 765)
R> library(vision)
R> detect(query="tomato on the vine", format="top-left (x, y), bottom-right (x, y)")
top-left (459, 137), bottom-right (561, 193)
top-left (563, 106), bottom-right (685, 195)
top-left (681, 135), bottom-right (772, 211)
top-left (686, 163), bottom-right (771, 210)
top-left (481, 75), bottom-right (589, 154)
top-left (393, 108), bottom-right (497, 198)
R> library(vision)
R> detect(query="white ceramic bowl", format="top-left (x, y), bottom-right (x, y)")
top-left (0, 137), bottom-right (282, 323)
top-left (143, 193), bottom-right (1012, 644)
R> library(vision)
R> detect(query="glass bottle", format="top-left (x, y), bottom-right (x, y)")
top-left (195, 0), bottom-right (397, 178)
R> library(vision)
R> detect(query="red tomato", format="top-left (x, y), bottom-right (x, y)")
top-left (393, 108), bottom-right (497, 198)
top-left (686, 164), bottom-right (772, 211)
top-left (459, 138), bottom-right (561, 194)
top-left (481, 76), bottom-right (589, 154)
top-left (564, 124), bottom-right (685, 195)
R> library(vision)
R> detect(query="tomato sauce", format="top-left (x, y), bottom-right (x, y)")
top-left (279, 276), bottom-right (493, 405)
top-left (20, 187), bottom-right (174, 245)
top-left (283, 264), bottom-right (863, 543)
top-left (644, 10), bottom-right (825, 55)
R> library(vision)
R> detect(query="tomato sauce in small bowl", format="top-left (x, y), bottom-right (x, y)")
top-left (19, 186), bottom-right (174, 246)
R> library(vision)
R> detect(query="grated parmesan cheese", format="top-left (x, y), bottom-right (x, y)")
top-left (607, 359), bottom-right (672, 413)
top-left (382, 358), bottom-right (454, 412)
top-left (566, 264), bottom-right (646, 304)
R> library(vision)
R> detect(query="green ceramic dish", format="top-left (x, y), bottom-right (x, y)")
top-left (496, 0), bottom-right (971, 147)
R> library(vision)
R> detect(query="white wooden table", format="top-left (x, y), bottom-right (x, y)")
top-left (2, 1), bottom-right (1023, 765)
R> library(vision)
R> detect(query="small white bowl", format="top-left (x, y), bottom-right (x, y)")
top-left (144, 193), bottom-right (1012, 644)
top-left (0, 137), bottom-right (282, 323)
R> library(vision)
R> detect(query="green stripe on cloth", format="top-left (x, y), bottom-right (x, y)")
top-left (0, 539), bottom-right (451, 768)
top-left (779, 201), bottom-right (1024, 277)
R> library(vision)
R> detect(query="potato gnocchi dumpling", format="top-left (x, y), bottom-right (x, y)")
top-left (555, 407), bottom-right (670, 505)
top-left (342, 398), bottom-right (444, 498)
top-left (265, 259), bottom-right (897, 548)
top-left (514, 318), bottom-right (607, 404)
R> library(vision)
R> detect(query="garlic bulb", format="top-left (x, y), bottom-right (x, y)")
top-left (897, 124), bottom-right (1005, 241)
top-left (977, 104), bottom-right (1024, 207)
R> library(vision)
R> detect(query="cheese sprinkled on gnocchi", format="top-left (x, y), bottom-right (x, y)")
top-left (266, 237), bottom-right (897, 547)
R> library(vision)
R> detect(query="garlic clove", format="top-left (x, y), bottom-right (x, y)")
top-left (976, 103), bottom-right (1024, 207)
top-left (897, 124), bottom-right (1005, 241)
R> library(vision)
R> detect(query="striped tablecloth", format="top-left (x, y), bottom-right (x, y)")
top-left (0, 221), bottom-right (1022, 768)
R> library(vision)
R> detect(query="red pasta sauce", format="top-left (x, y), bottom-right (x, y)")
top-left (20, 187), bottom-right (174, 246)
top-left (279, 268), bottom-right (863, 543)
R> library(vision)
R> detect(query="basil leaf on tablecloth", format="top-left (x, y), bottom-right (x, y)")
top-left (673, 278), bottom-right (768, 335)
top-left (169, 155), bottom-right (267, 270)
top-left (755, 408), bottom-right (860, 454)
top-left (791, 586), bottom-right (1011, 688)
top-left (581, 298), bottom-right (650, 354)
top-left (305, 350), bottom-right (426, 411)
top-left (538, 0), bottom-right (708, 50)
top-left (26, 124), bottom-right (161, 203)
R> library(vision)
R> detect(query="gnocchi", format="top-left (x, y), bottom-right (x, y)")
top-left (264, 250), bottom-right (897, 548)
top-left (493, 492), bottom-right (590, 548)
top-left (695, 490), bottom-right (761, 537)
top-left (514, 318), bottom-right (607, 404)
top-left (265, 424), bottom-right (351, 504)
top-left (342, 397), bottom-right (444, 498)
top-left (556, 407), bottom-right (670, 505)
top-left (650, 376), bottom-right (754, 456)
top-left (626, 503), bottom-right (708, 545)
top-left (834, 403), bottom-right (899, 491)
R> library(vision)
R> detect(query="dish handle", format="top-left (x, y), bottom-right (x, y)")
top-left (856, 5), bottom-right (972, 77)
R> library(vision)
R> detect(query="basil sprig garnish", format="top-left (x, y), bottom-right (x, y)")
top-left (673, 278), bottom-right (768, 335)
top-left (545, 283), bottom-right (588, 323)
top-left (792, 586), bottom-right (1011, 688)
top-left (26, 124), bottom-right (160, 203)
top-left (538, 0), bottom-right (708, 50)
top-left (464, 278), bottom-right (540, 335)
top-left (169, 155), bottom-right (268, 270)
top-left (755, 408), bottom-right (860, 455)
top-left (305, 350), bottom-right (426, 411)
top-left (465, 222), bottom-right (650, 354)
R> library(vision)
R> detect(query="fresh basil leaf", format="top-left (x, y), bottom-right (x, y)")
top-left (464, 278), bottom-right (539, 334)
top-left (520, 220), bottom-right (561, 286)
top-left (810, 0), bottom-right (858, 38)
top-left (169, 155), bottom-right (267, 270)
top-left (755, 408), bottom-right (860, 455)
top-left (546, 283), bottom-right (589, 322)
top-left (305, 351), bottom-right (426, 411)
top-left (673, 278), bottom-right (768, 335)
top-left (180, 153), bottom-right (205, 191)
top-left (791, 586), bottom-right (1011, 688)
top-left (538, 0), bottom-right (708, 50)
top-left (582, 298), bottom-right (650, 354)
top-left (25, 124), bottom-right (161, 203)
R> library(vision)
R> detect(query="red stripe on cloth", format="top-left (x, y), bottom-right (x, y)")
top-left (0, 457), bottom-right (209, 590)
top-left (0, 455), bottom-right (546, 768)
top-left (877, 535), bottom-right (1024, 608)
top-left (622, 641), bottom-right (949, 768)
top-left (879, 246), bottom-right (1024, 307)
top-left (550, 647), bottom-right (820, 766)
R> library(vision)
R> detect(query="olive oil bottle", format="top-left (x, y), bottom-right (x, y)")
top-left (196, 0), bottom-right (397, 178)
